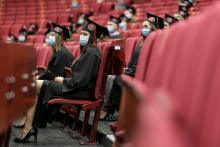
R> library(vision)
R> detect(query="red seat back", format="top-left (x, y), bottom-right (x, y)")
top-left (0, 25), bottom-right (11, 37)
top-left (34, 35), bottom-right (45, 44)
top-left (10, 24), bottom-right (22, 37)
top-left (125, 37), bottom-right (137, 67)
top-left (100, 3), bottom-right (113, 14)
top-left (130, 29), bottom-right (142, 37)
top-left (120, 30), bottom-right (131, 38)
top-left (36, 46), bottom-right (50, 68)
top-left (94, 41), bottom-right (112, 100)
top-left (57, 13), bottom-right (70, 25)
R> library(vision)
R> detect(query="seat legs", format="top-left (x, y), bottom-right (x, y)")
top-left (72, 106), bottom-right (82, 132)
top-left (79, 106), bottom-right (101, 145)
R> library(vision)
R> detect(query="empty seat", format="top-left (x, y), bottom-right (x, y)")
top-left (130, 29), bottom-right (142, 37)
top-left (10, 24), bottom-right (23, 37)
top-left (34, 35), bottom-right (45, 44)
top-left (57, 13), bottom-right (70, 25)
top-left (37, 19), bottom-right (48, 30)
top-left (27, 35), bottom-right (37, 44)
top-left (48, 14), bottom-right (58, 23)
top-left (128, 23), bottom-right (140, 30)
top-left (120, 30), bottom-right (131, 38)
top-left (65, 41), bottom-right (76, 46)
top-left (99, 3), bottom-right (113, 14)
top-left (0, 25), bottom-right (12, 37)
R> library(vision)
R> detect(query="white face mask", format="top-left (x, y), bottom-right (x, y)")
top-left (45, 38), bottom-right (49, 44)
top-left (119, 22), bottom-right (125, 28)
top-left (125, 14), bottom-right (131, 19)
top-left (142, 28), bottom-right (150, 37)
top-left (6, 41), bottom-right (11, 43)
top-left (19, 36), bottom-right (25, 42)
top-left (107, 26), bottom-right (114, 33)
top-left (48, 36), bottom-right (56, 46)
top-left (78, 19), bottom-right (84, 25)
top-left (80, 35), bottom-right (89, 46)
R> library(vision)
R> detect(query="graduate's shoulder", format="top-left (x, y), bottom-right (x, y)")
top-left (60, 46), bottom-right (74, 57)
top-left (85, 47), bottom-right (101, 57)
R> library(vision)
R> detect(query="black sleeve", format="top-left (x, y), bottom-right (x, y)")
top-left (62, 50), bottom-right (97, 91)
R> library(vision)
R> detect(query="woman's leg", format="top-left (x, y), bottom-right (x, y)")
top-left (100, 75), bottom-right (116, 119)
top-left (20, 80), bottom-right (43, 139)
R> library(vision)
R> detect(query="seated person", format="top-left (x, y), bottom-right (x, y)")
top-left (13, 18), bottom-right (108, 143)
top-left (106, 16), bottom-right (123, 39)
top-left (115, 0), bottom-right (127, 10)
top-left (97, 0), bottom-right (104, 3)
top-left (118, 14), bottom-right (130, 32)
top-left (63, 25), bottom-right (74, 41)
top-left (124, 6), bottom-right (136, 23)
top-left (28, 23), bottom-right (38, 35)
top-left (100, 13), bottom-right (160, 120)
top-left (19, 27), bottom-right (28, 43)
top-left (174, 5), bottom-right (189, 21)
top-left (180, 0), bottom-right (193, 7)
top-left (71, 22), bottom-right (78, 34)
top-left (46, 20), bottom-right (53, 30)
top-left (164, 14), bottom-right (179, 28)
top-left (13, 24), bottom-right (74, 128)
top-left (76, 13), bottom-right (89, 33)
top-left (6, 33), bottom-right (18, 43)
top-left (70, 0), bottom-right (81, 9)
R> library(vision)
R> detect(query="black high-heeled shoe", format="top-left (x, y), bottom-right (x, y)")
top-left (99, 105), bottom-right (116, 121)
top-left (13, 123), bottom-right (25, 128)
top-left (14, 128), bottom-right (38, 143)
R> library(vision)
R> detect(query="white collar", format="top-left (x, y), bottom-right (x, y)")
top-left (110, 31), bottom-right (120, 36)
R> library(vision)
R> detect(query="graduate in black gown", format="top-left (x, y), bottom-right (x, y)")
top-left (14, 18), bottom-right (109, 143)
top-left (13, 23), bottom-right (74, 128)
top-left (5, 33), bottom-right (18, 43)
top-left (106, 16), bottom-right (123, 39)
top-left (100, 13), bottom-right (163, 120)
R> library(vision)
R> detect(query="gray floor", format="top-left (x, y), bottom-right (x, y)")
top-left (9, 109), bottom-right (118, 147)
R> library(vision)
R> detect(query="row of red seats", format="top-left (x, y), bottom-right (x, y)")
top-left (111, 1), bottom-right (220, 146)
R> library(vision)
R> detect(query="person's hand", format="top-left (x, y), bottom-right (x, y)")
top-left (54, 77), bottom-right (64, 83)
top-left (33, 76), bottom-right (39, 81)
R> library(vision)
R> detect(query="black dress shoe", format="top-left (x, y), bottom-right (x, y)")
top-left (13, 124), bottom-right (25, 128)
top-left (14, 128), bottom-right (38, 143)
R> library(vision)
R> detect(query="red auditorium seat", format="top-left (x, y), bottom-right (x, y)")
top-left (91, 3), bottom-right (101, 16)
top-left (16, 11), bottom-right (26, 15)
top-left (72, 34), bottom-right (80, 42)
top-left (60, 22), bottom-right (71, 26)
top-left (4, 20), bottom-right (14, 25)
top-left (125, 37), bottom-right (138, 67)
top-left (48, 41), bottom-right (112, 145)
top-left (10, 24), bottom-right (23, 37)
top-left (128, 23), bottom-right (140, 30)
top-left (130, 29), bottom-right (142, 37)
top-left (0, 25), bottom-right (11, 37)
top-left (48, 5), bottom-right (58, 10)
top-left (17, 3), bottom-right (26, 7)
top-left (57, 13), bottom-right (70, 25)
top-left (120, 30), bottom-right (131, 38)
top-left (65, 41), bottom-right (76, 46)
top-left (34, 35), bottom-right (45, 44)
top-left (27, 35), bottom-right (36, 44)
top-left (69, 45), bottom-right (80, 60)
top-left (36, 46), bottom-right (50, 74)
top-left (17, 7), bottom-right (26, 11)
top-left (99, 3), bottom-right (113, 14)
top-left (48, 14), bottom-right (58, 23)
top-left (37, 19), bottom-right (48, 30)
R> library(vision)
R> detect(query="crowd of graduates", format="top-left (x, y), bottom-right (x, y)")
top-left (3, 0), bottom-right (195, 144)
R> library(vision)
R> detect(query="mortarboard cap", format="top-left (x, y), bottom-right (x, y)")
top-left (63, 26), bottom-right (73, 33)
top-left (50, 23), bottom-right (70, 45)
top-left (82, 18), bottom-right (109, 46)
top-left (164, 14), bottom-right (179, 25)
top-left (119, 14), bottom-right (130, 23)
top-left (109, 15), bottom-right (121, 24)
top-left (8, 33), bottom-right (18, 42)
top-left (145, 13), bottom-right (158, 28)
top-left (179, 5), bottom-right (189, 13)
top-left (157, 17), bottom-right (164, 29)
top-left (126, 6), bottom-right (136, 15)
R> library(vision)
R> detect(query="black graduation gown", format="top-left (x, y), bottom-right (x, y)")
top-left (38, 46), bottom-right (74, 80)
top-left (38, 46), bottom-right (73, 122)
top-left (107, 34), bottom-right (123, 39)
top-left (109, 44), bottom-right (142, 105)
top-left (33, 47), bottom-right (102, 128)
